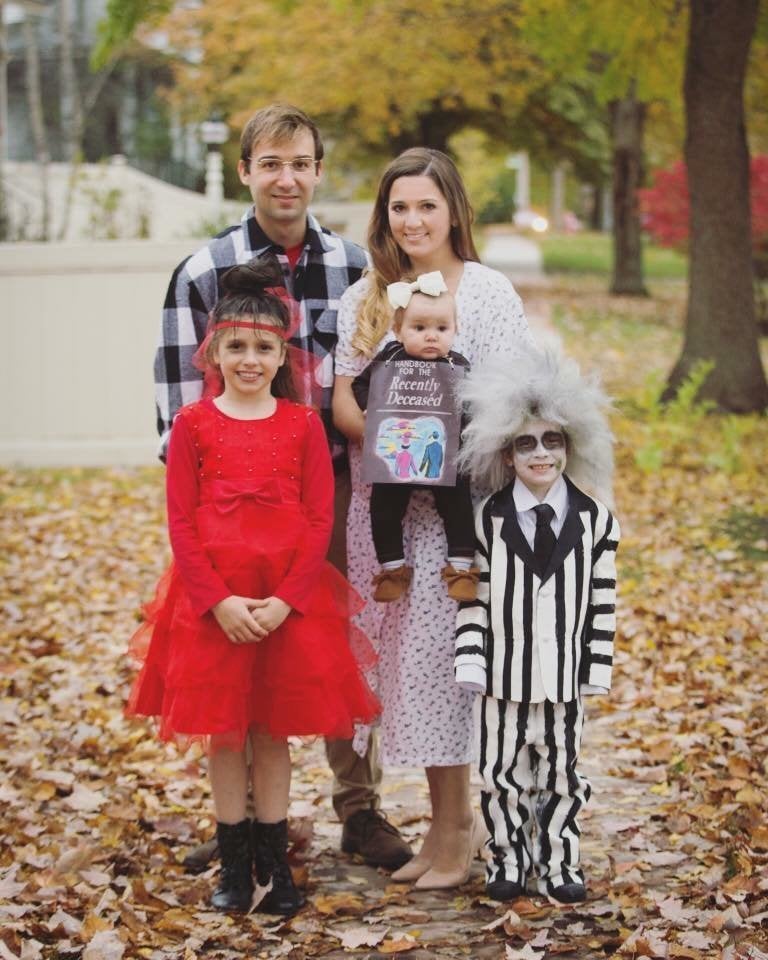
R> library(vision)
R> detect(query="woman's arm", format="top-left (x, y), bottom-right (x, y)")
top-left (333, 278), bottom-right (371, 444)
top-left (332, 374), bottom-right (366, 443)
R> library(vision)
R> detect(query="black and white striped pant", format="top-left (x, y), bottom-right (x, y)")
top-left (478, 697), bottom-right (590, 893)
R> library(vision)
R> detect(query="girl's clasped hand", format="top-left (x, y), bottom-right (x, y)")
top-left (212, 595), bottom-right (292, 643)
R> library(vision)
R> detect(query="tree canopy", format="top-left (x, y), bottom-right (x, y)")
top-left (159, 0), bottom-right (546, 156)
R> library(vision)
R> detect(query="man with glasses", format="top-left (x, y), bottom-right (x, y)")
top-left (155, 103), bottom-right (412, 874)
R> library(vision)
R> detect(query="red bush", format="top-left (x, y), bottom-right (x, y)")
top-left (639, 156), bottom-right (768, 258)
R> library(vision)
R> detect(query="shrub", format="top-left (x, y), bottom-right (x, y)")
top-left (639, 156), bottom-right (768, 268)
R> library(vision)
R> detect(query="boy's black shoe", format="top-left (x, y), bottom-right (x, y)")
top-left (486, 879), bottom-right (525, 901)
top-left (547, 881), bottom-right (587, 903)
top-left (341, 808), bottom-right (413, 870)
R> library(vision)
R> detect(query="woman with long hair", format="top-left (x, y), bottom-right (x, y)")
top-left (333, 148), bottom-right (534, 889)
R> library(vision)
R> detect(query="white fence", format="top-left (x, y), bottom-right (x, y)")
top-left (0, 240), bottom-right (200, 466)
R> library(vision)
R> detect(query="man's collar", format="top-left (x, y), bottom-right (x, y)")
top-left (243, 209), bottom-right (332, 256)
top-left (513, 474), bottom-right (568, 521)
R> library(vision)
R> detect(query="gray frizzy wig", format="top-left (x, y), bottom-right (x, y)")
top-left (457, 342), bottom-right (615, 505)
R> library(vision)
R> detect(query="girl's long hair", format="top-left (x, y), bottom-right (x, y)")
top-left (202, 258), bottom-right (299, 402)
top-left (352, 148), bottom-right (479, 358)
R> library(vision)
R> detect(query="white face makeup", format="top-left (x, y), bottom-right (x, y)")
top-left (504, 418), bottom-right (567, 498)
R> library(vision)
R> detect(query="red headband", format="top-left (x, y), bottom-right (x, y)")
top-left (212, 318), bottom-right (289, 340)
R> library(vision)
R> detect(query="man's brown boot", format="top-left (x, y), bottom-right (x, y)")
top-left (372, 564), bottom-right (413, 602)
top-left (441, 564), bottom-right (480, 602)
top-left (341, 809), bottom-right (413, 870)
top-left (182, 836), bottom-right (218, 873)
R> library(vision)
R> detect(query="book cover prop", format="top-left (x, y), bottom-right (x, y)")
top-left (361, 358), bottom-right (465, 486)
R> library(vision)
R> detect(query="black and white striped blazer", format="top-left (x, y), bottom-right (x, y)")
top-left (455, 476), bottom-right (620, 703)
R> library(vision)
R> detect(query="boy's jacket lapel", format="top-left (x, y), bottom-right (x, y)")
top-left (495, 476), bottom-right (592, 585)
top-left (496, 486), bottom-right (537, 568)
top-left (539, 507), bottom-right (584, 584)
top-left (539, 477), bottom-right (593, 583)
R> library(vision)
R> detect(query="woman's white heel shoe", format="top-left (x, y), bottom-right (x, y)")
top-left (412, 812), bottom-right (487, 891)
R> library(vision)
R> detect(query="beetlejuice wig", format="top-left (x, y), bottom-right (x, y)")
top-left (457, 342), bottom-right (615, 504)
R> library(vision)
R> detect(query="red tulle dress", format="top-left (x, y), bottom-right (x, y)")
top-left (126, 396), bottom-right (379, 750)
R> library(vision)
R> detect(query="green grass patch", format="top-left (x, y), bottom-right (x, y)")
top-left (540, 231), bottom-right (688, 280)
top-left (714, 509), bottom-right (768, 561)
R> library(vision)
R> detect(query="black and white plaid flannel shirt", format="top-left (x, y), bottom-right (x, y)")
top-left (154, 207), bottom-right (369, 465)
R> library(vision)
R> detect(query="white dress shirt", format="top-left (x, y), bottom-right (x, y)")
top-left (514, 475), bottom-right (568, 548)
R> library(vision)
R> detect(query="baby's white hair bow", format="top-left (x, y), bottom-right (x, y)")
top-left (386, 271), bottom-right (448, 310)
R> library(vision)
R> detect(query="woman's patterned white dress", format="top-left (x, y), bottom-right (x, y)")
top-left (336, 261), bottom-right (533, 766)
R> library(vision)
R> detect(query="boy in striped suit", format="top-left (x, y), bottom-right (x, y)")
top-left (454, 345), bottom-right (620, 905)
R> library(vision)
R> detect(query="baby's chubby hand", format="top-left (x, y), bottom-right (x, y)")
top-left (212, 595), bottom-right (268, 644)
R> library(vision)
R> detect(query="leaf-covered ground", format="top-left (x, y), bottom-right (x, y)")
top-left (1, 277), bottom-right (766, 959)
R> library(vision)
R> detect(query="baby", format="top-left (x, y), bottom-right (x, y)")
top-left (351, 272), bottom-right (478, 603)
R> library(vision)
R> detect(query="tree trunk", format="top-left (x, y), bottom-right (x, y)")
top-left (57, 0), bottom-right (116, 241)
top-left (609, 92), bottom-right (648, 296)
top-left (663, 0), bottom-right (768, 411)
top-left (23, 11), bottom-right (50, 240)
top-left (59, 0), bottom-right (83, 163)
top-left (550, 161), bottom-right (566, 231)
top-left (57, 0), bottom-right (85, 241)
top-left (0, 0), bottom-right (9, 240)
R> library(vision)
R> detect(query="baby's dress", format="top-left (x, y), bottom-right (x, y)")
top-left (127, 396), bottom-right (379, 750)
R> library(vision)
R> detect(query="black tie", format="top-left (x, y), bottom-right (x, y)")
top-left (533, 504), bottom-right (556, 577)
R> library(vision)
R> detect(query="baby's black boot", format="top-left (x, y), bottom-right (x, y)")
top-left (252, 819), bottom-right (304, 916)
top-left (211, 819), bottom-right (253, 912)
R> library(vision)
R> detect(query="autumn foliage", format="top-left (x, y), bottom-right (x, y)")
top-left (639, 156), bottom-right (768, 259)
top-left (1, 281), bottom-right (767, 958)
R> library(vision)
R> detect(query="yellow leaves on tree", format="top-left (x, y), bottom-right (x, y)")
top-left (160, 0), bottom-right (542, 151)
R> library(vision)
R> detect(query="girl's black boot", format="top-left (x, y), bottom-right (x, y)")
top-left (211, 819), bottom-right (254, 912)
top-left (252, 819), bottom-right (304, 916)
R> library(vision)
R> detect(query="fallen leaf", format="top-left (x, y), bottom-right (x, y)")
top-left (483, 909), bottom-right (522, 931)
top-left (379, 933), bottom-right (419, 954)
top-left (63, 785), bottom-right (106, 813)
top-left (82, 930), bottom-right (125, 960)
top-left (506, 945), bottom-right (543, 960)
top-left (53, 843), bottom-right (95, 876)
top-left (311, 893), bottom-right (365, 916)
top-left (330, 925), bottom-right (388, 949)
top-left (677, 932), bottom-right (713, 950)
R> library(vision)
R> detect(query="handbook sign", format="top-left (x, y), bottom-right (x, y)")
top-left (361, 358), bottom-right (465, 487)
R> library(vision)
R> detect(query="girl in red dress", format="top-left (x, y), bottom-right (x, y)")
top-left (127, 259), bottom-right (379, 916)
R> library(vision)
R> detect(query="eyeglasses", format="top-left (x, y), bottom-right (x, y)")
top-left (512, 431), bottom-right (566, 454)
top-left (250, 156), bottom-right (318, 175)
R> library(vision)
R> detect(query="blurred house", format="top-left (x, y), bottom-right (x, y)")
top-left (4, 0), bottom-right (201, 183)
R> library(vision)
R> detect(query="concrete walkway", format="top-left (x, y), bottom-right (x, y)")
top-left (480, 230), bottom-right (553, 339)
top-left (482, 231), bottom-right (545, 284)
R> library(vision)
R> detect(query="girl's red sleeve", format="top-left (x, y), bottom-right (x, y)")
top-left (166, 414), bottom-right (231, 616)
top-left (273, 409), bottom-right (334, 614)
